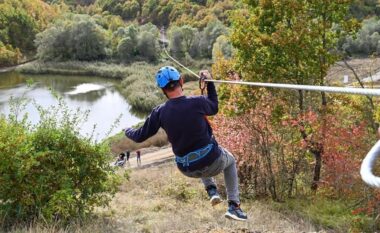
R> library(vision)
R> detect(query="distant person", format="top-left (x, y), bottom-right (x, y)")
top-left (136, 150), bottom-right (141, 166)
top-left (115, 152), bottom-right (126, 167)
top-left (126, 150), bottom-right (130, 161)
top-left (124, 66), bottom-right (247, 221)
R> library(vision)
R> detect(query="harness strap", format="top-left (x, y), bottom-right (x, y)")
top-left (176, 144), bottom-right (213, 167)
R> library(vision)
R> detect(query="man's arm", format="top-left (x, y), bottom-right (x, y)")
top-left (125, 107), bottom-right (161, 143)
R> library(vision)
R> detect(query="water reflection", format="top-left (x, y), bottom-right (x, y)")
top-left (66, 83), bottom-right (107, 95)
top-left (0, 72), bottom-right (143, 140)
top-left (66, 88), bottom-right (107, 102)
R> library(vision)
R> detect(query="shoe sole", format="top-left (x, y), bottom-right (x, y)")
top-left (210, 195), bottom-right (222, 206)
top-left (224, 212), bottom-right (247, 221)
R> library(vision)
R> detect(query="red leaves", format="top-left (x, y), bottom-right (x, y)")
top-left (212, 92), bottom-right (376, 202)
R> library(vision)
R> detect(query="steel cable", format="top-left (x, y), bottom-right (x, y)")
top-left (160, 30), bottom-right (380, 188)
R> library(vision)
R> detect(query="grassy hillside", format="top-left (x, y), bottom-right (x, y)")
top-left (8, 163), bottom-right (321, 233)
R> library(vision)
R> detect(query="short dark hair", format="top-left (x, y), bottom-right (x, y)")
top-left (162, 79), bottom-right (181, 91)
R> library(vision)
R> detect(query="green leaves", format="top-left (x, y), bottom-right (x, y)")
top-left (0, 98), bottom-right (120, 225)
top-left (36, 14), bottom-right (108, 61)
top-left (231, 0), bottom-right (355, 90)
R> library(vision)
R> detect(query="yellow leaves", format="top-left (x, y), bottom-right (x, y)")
top-left (0, 0), bottom-right (61, 33)
top-left (259, 33), bottom-right (273, 46)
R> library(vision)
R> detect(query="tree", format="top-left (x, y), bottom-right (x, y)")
top-left (36, 14), bottom-right (108, 61)
top-left (349, 0), bottom-right (380, 19)
top-left (111, 23), bottom-right (160, 62)
top-left (76, 0), bottom-right (96, 6)
top-left (0, 99), bottom-right (120, 224)
top-left (0, 42), bottom-right (21, 67)
top-left (212, 35), bottom-right (232, 61)
top-left (137, 30), bottom-right (158, 61)
top-left (181, 25), bottom-right (197, 52)
top-left (230, 0), bottom-right (358, 191)
top-left (341, 17), bottom-right (380, 56)
top-left (117, 36), bottom-right (135, 62)
top-left (126, 24), bottom-right (139, 43)
top-left (121, 0), bottom-right (140, 20)
top-left (168, 26), bottom-right (185, 58)
top-left (189, 33), bottom-right (201, 58)
top-left (69, 19), bottom-right (108, 61)
top-left (0, 3), bottom-right (37, 52)
top-left (198, 20), bottom-right (227, 58)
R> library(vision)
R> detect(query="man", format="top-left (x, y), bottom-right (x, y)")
top-left (115, 152), bottom-right (126, 167)
top-left (124, 66), bottom-right (247, 221)
top-left (136, 150), bottom-right (141, 166)
top-left (126, 150), bottom-right (130, 162)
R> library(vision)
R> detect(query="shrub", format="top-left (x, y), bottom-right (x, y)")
top-left (119, 62), bottom-right (166, 113)
top-left (164, 178), bottom-right (197, 202)
top-left (0, 97), bottom-right (120, 226)
top-left (124, 79), bottom-right (165, 112)
top-left (0, 43), bottom-right (21, 67)
top-left (341, 17), bottom-right (380, 56)
top-left (213, 91), bottom-right (374, 201)
top-left (214, 93), bottom-right (309, 201)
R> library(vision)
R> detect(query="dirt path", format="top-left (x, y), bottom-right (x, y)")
top-left (127, 147), bottom-right (174, 169)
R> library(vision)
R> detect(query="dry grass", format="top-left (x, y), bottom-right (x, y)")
top-left (7, 162), bottom-right (324, 233)
top-left (6, 218), bottom-right (119, 233)
top-left (104, 164), bottom-right (321, 233)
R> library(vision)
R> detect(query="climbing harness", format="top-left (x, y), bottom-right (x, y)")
top-left (175, 144), bottom-right (213, 167)
top-left (159, 28), bottom-right (380, 188)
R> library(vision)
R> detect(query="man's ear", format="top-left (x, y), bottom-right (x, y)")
top-left (179, 77), bottom-right (184, 86)
top-left (162, 88), bottom-right (169, 99)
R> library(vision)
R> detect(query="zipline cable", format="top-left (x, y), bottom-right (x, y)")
top-left (160, 28), bottom-right (380, 188)
top-left (162, 43), bottom-right (380, 96)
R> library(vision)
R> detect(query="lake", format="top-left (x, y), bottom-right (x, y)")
top-left (0, 72), bottom-right (143, 141)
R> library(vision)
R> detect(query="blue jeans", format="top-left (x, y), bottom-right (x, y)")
top-left (180, 146), bottom-right (240, 203)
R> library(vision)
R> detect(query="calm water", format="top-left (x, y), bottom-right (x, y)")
top-left (0, 72), bottom-right (143, 140)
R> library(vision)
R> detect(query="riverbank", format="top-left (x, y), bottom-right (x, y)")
top-left (16, 61), bottom-right (132, 79)
top-left (16, 60), bottom-right (203, 114)
top-left (16, 61), bottom-right (167, 113)
top-left (0, 58), bottom-right (37, 73)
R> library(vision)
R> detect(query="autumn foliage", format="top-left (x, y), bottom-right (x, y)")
top-left (213, 91), bottom-right (376, 202)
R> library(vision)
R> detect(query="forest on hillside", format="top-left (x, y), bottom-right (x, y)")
top-left (1, 0), bottom-right (380, 67)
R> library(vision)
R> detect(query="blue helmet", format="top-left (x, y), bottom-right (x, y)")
top-left (155, 66), bottom-right (181, 88)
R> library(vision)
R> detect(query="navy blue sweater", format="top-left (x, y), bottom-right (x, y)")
top-left (125, 82), bottom-right (220, 170)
